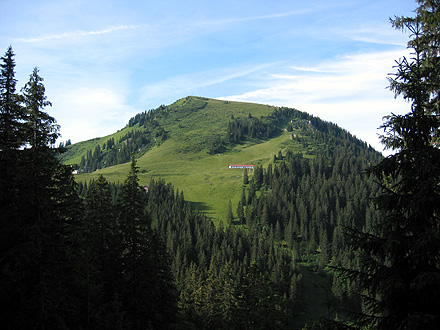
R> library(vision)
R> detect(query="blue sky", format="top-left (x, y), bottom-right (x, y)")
top-left (1, 0), bottom-right (416, 153)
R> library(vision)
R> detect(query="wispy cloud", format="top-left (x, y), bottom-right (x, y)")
top-left (218, 50), bottom-right (411, 152)
top-left (188, 10), bottom-right (309, 27)
top-left (290, 66), bottom-right (325, 73)
top-left (139, 62), bottom-right (277, 104)
top-left (52, 86), bottom-right (138, 143)
top-left (222, 52), bottom-right (393, 102)
top-left (2, 0), bottom-right (414, 154)
top-left (12, 9), bottom-right (303, 46)
top-left (347, 26), bottom-right (408, 46)
top-left (14, 25), bottom-right (143, 43)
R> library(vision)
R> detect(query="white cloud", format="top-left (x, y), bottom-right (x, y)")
top-left (340, 25), bottom-right (408, 46)
top-left (3, 0), bottom-right (414, 155)
top-left (13, 25), bottom-right (143, 43)
top-left (52, 87), bottom-right (137, 143)
top-left (219, 50), bottom-right (411, 153)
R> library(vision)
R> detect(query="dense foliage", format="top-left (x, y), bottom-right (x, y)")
top-left (0, 49), bottom-right (177, 329)
top-left (77, 110), bottom-right (167, 172)
top-left (74, 119), bottom-right (382, 329)
top-left (238, 121), bottom-right (381, 314)
top-left (7, 37), bottom-right (430, 329)
top-left (71, 96), bottom-right (366, 171)
top-left (227, 113), bottom-right (276, 143)
top-left (0, 49), bottom-right (82, 328)
top-left (337, 1), bottom-right (440, 329)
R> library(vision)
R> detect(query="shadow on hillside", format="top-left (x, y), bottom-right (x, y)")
top-left (187, 201), bottom-right (212, 213)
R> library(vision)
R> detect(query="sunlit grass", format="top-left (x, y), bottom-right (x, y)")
top-left (70, 97), bottom-right (307, 223)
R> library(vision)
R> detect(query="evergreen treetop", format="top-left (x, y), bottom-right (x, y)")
top-left (342, 1), bottom-right (440, 329)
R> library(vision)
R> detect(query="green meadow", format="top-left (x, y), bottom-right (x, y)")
top-left (68, 96), bottom-right (312, 222)
top-left (74, 130), bottom-right (299, 223)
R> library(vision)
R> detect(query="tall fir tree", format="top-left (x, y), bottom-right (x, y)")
top-left (21, 67), bottom-right (58, 148)
top-left (119, 155), bottom-right (177, 329)
top-left (1, 62), bottom-right (81, 329)
top-left (119, 155), bottom-right (149, 329)
top-left (243, 168), bottom-right (249, 185)
top-left (343, 2), bottom-right (440, 329)
top-left (0, 46), bottom-right (25, 151)
top-left (78, 174), bottom-right (123, 329)
top-left (227, 199), bottom-right (234, 226)
top-left (0, 47), bottom-right (26, 257)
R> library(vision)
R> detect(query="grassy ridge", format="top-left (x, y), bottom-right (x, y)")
top-left (74, 129), bottom-right (302, 222)
top-left (64, 96), bottom-right (377, 326)
top-left (69, 96), bottom-right (309, 222)
top-left (59, 127), bottom-right (137, 165)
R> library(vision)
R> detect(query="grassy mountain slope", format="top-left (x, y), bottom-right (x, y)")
top-left (64, 96), bottom-right (373, 222)
top-left (61, 96), bottom-right (383, 327)
top-left (60, 125), bottom-right (140, 166)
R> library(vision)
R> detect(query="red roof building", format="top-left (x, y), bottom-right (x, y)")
top-left (228, 165), bottom-right (254, 169)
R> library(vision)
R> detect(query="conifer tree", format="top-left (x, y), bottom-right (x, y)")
top-left (227, 199), bottom-right (234, 226)
top-left (0, 47), bottom-right (26, 249)
top-left (343, 2), bottom-right (440, 329)
top-left (79, 174), bottom-right (123, 329)
top-left (21, 67), bottom-right (58, 148)
top-left (0, 46), bottom-right (25, 151)
top-left (119, 155), bottom-right (177, 329)
top-left (237, 200), bottom-right (244, 224)
top-left (0, 46), bottom-right (22, 268)
top-left (243, 168), bottom-right (249, 184)
top-left (119, 155), bottom-right (149, 329)
top-left (1, 63), bottom-right (80, 329)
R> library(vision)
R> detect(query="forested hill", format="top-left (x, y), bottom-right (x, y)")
top-left (63, 96), bottom-right (384, 327)
top-left (66, 96), bottom-right (383, 328)
top-left (62, 96), bottom-right (381, 222)
top-left (2, 61), bottom-right (384, 329)
top-left (5, 0), bottom-right (440, 326)
top-left (61, 96), bottom-right (378, 171)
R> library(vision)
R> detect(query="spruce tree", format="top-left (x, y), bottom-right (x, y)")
top-left (0, 46), bottom-right (20, 268)
top-left (79, 174), bottom-right (123, 329)
top-left (119, 155), bottom-right (177, 329)
top-left (227, 199), bottom-right (234, 226)
top-left (21, 67), bottom-right (58, 148)
top-left (1, 63), bottom-right (80, 329)
top-left (118, 155), bottom-right (149, 329)
top-left (0, 47), bottom-right (26, 253)
top-left (0, 46), bottom-right (25, 151)
top-left (243, 167), bottom-right (249, 185)
top-left (237, 200), bottom-right (244, 224)
top-left (343, 2), bottom-right (440, 329)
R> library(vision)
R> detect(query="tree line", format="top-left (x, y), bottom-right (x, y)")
top-left (74, 95), bottom-right (364, 170)
top-left (0, 47), bottom-right (176, 328)
top-left (2, 1), bottom-right (439, 327)
top-left (0, 45), bottom-right (382, 329)
top-left (0, 47), bottom-right (303, 329)
top-left (75, 114), bottom-right (167, 173)
top-left (1, 45), bottom-right (366, 329)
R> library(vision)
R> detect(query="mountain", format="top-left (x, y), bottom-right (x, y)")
top-left (56, 95), bottom-right (385, 326)
top-left (62, 95), bottom-right (381, 223)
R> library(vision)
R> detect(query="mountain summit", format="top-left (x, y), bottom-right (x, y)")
top-left (62, 96), bottom-right (380, 221)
